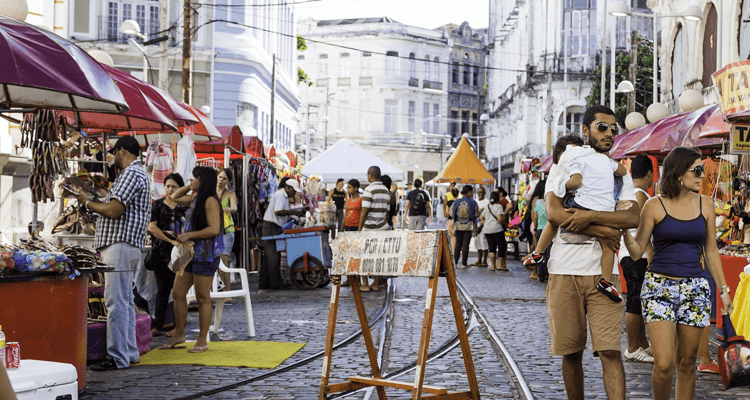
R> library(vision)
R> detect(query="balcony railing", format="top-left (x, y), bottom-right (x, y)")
top-left (376, 77), bottom-right (409, 87)
top-left (370, 132), bottom-right (415, 143)
top-left (423, 80), bottom-right (443, 90)
top-left (409, 78), bottom-right (419, 87)
top-left (316, 78), bottom-right (329, 87)
top-left (337, 77), bottom-right (350, 87)
top-left (359, 76), bottom-right (373, 86)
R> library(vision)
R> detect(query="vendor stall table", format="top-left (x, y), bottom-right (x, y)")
top-left (0, 273), bottom-right (89, 391)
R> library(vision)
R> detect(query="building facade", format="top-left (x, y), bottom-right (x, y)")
top-left (485, 0), bottom-right (653, 192)
top-left (443, 22), bottom-right (488, 158)
top-left (296, 17), bottom-right (457, 184)
top-left (67, 0), bottom-right (300, 152)
top-left (656, 0), bottom-right (745, 113)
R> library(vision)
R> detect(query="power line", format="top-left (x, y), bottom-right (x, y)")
top-left (192, 0), bottom-right (321, 7)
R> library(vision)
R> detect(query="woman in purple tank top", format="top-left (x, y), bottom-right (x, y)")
top-left (623, 147), bottom-right (733, 400)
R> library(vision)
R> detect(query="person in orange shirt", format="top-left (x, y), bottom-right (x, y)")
top-left (340, 179), bottom-right (363, 288)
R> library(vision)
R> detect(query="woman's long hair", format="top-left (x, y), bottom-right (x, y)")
top-left (191, 166), bottom-right (219, 231)
top-left (659, 146), bottom-right (701, 199)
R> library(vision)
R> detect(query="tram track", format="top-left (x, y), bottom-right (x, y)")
top-left (172, 272), bottom-right (534, 400)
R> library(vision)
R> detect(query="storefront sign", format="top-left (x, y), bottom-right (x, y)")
top-left (331, 231), bottom-right (440, 277)
top-left (713, 61), bottom-right (750, 119)
top-left (730, 123), bottom-right (750, 154)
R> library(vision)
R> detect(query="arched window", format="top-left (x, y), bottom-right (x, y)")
top-left (340, 53), bottom-right (350, 78)
top-left (409, 53), bottom-right (416, 79)
top-left (740, 0), bottom-right (750, 60)
top-left (433, 57), bottom-right (440, 83)
top-left (424, 55), bottom-right (431, 81)
top-left (672, 25), bottom-right (686, 99)
top-left (318, 54), bottom-right (328, 78)
top-left (702, 4), bottom-right (718, 88)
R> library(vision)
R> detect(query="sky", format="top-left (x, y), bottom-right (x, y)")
top-left (295, 0), bottom-right (490, 30)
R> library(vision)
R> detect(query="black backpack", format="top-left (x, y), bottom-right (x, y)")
top-left (410, 190), bottom-right (428, 216)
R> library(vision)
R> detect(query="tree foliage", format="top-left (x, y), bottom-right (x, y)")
top-left (586, 35), bottom-right (659, 127)
top-left (297, 35), bottom-right (312, 86)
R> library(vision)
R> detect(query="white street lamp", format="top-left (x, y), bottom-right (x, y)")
top-left (646, 102), bottom-right (669, 122)
top-left (0, 0), bottom-right (28, 21)
top-left (625, 112), bottom-right (646, 130)
top-left (119, 20), bottom-right (149, 82)
top-left (87, 49), bottom-right (114, 68)
top-left (609, 1), bottom-right (704, 104)
top-left (615, 80), bottom-right (635, 93)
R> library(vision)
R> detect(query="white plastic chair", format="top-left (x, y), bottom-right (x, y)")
top-left (210, 261), bottom-right (255, 337)
top-left (184, 261), bottom-right (255, 338)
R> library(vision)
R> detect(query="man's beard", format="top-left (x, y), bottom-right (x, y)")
top-left (587, 133), bottom-right (612, 153)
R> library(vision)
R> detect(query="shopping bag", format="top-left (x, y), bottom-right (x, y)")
top-left (718, 314), bottom-right (750, 389)
top-left (169, 242), bottom-right (194, 276)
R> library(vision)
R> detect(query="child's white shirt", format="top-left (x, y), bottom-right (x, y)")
top-left (550, 145), bottom-right (618, 212)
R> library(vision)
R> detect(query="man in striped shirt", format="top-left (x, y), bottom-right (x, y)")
top-left (358, 166), bottom-right (392, 291)
top-left (359, 166), bottom-right (392, 231)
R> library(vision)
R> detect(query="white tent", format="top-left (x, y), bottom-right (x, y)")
top-left (301, 138), bottom-right (405, 183)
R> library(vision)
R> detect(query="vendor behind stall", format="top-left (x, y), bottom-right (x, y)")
top-left (74, 136), bottom-right (151, 372)
top-left (261, 180), bottom-right (306, 290)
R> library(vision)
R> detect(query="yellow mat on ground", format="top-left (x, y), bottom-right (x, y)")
top-left (138, 341), bottom-right (306, 369)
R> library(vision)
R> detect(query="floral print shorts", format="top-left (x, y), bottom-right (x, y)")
top-left (641, 272), bottom-right (711, 328)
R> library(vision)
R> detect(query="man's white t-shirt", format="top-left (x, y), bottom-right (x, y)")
top-left (551, 145), bottom-right (619, 212)
top-left (546, 172), bottom-right (637, 276)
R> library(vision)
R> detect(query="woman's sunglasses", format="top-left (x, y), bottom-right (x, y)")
top-left (688, 165), bottom-right (704, 178)
top-left (592, 122), bottom-right (619, 135)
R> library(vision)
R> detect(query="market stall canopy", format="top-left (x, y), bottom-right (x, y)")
top-left (539, 154), bottom-right (553, 173)
top-left (194, 125), bottom-right (246, 155)
top-left (699, 106), bottom-right (732, 138)
top-left (115, 104), bottom-right (221, 146)
top-left (58, 64), bottom-right (178, 132)
top-left (434, 137), bottom-right (495, 184)
top-left (0, 15), bottom-right (128, 113)
top-left (610, 124), bottom-right (650, 160)
top-left (301, 138), bottom-right (404, 183)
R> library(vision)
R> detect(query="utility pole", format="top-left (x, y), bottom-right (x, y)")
top-left (158, 0), bottom-right (168, 90)
top-left (270, 53), bottom-right (276, 145)
top-left (627, 30), bottom-right (639, 115)
top-left (181, 0), bottom-right (191, 104)
top-left (546, 72), bottom-right (553, 152)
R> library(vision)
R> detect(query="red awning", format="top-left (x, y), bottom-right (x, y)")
top-left (698, 106), bottom-right (731, 139)
top-left (539, 154), bottom-right (553, 172)
top-left (610, 123), bottom-right (654, 160)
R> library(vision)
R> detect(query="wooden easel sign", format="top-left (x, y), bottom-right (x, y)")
top-left (320, 231), bottom-right (480, 400)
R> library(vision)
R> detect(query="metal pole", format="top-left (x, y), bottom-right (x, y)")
top-left (158, 0), bottom-right (168, 89)
top-left (601, 0), bottom-right (607, 105)
top-left (610, 13), bottom-right (616, 110)
top-left (143, 55), bottom-right (148, 83)
top-left (563, 27), bottom-right (568, 135)
top-left (305, 104), bottom-right (311, 163)
top-left (270, 53), bottom-right (276, 145)
top-left (652, 11), bottom-right (658, 104)
top-left (181, 0), bottom-right (191, 103)
top-left (209, 0), bottom-right (216, 121)
top-left (242, 154), bottom-right (248, 270)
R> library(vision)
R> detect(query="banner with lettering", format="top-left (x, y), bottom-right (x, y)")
top-left (331, 231), bottom-right (441, 277)
top-left (713, 61), bottom-right (750, 120)
top-left (731, 123), bottom-right (750, 154)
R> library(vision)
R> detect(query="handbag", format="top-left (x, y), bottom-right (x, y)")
top-left (143, 248), bottom-right (156, 271)
top-left (718, 314), bottom-right (750, 389)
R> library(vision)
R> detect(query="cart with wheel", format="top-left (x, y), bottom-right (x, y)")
top-left (262, 226), bottom-right (332, 290)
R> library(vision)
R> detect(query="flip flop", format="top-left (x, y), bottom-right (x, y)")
top-left (159, 342), bottom-right (187, 350)
top-left (188, 345), bottom-right (209, 353)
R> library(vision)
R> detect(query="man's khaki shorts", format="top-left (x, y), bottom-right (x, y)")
top-left (546, 274), bottom-right (624, 356)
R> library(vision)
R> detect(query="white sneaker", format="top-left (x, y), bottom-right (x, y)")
top-left (624, 347), bottom-right (654, 363)
top-left (642, 346), bottom-right (654, 357)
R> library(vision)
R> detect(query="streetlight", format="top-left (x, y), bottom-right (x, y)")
top-left (609, 1), bottom-right (703, 104)
top-left (119, 19), bottom-right (149, 82)
top-left (321, 115), bottom-right (330, 150)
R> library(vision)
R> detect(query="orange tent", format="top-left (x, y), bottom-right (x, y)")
top-left (435, 137), bottom-right (495, 184)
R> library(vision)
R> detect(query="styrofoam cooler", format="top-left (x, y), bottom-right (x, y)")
top-left (7, 359), bottom-right (78, 399)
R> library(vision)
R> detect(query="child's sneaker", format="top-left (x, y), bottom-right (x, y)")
top-left (596, 278), bottom-right (623, 302)
top-left (523, 252), bottom-right (545, 266)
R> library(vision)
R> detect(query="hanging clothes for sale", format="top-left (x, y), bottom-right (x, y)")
top-left (175, 134), bottom-right (196, 182)
top-left (146, 140), bottom-right (175, 199)
top-left (700, 157), bottom-right (733, 203)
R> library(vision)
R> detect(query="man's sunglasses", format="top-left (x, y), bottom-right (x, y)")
top-left (688, 165), bottom-right (704, 178)
top-left (591, 122), bottom-right (619, 135)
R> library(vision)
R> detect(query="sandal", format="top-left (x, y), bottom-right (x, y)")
top-left (188, 345), bottom-right (209, 353)
top-left (159, 341), bottom-right (187, 350)
top-left (488, 266), bottom-right (496, 271)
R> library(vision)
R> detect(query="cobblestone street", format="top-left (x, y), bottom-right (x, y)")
top-left (80, 256), bottom-right (750, 400)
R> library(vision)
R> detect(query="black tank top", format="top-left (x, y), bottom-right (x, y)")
top-left (331, 188), bottom-right (346, 210)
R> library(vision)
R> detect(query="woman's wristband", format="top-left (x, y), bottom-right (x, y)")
top-left (720, 286), bottom-right (731, 295)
